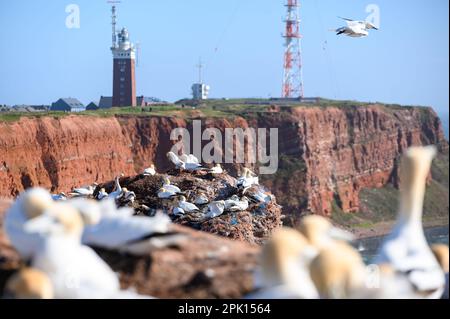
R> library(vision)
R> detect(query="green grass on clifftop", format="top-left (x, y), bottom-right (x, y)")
top-left (0, 98), bottom-right (431, 123)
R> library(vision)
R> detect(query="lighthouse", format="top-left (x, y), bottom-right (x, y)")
top-left (111, 6), bottom-right (136, 107)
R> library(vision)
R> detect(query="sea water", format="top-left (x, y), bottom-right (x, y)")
top-left (356, 226), bottom-right (449, 264)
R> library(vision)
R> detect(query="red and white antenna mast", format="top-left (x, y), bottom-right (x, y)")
top-left (282, 0), bottom-right (304, 99)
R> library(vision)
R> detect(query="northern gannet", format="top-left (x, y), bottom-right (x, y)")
top-left (208, 164), bottom-right (223, 175)
top-left (51, 192), bottom-right (67, 201)
top-left (4, 187), bottom-right (55, 259)
top-left (172, 206), bottom-right (186, 216)
top-left (335, 17), bottom-right (379, 38)
top-left (166, 152), bottom-right (204, 171)
top-left (96, 188), bottom-right (109, 200)
top-left (205, 200), bottom-right (226, 219)
top-left (309, 241), bottom-right (366, 299)
top-left (143, 164), bottom-right (156, 176)
top-left (23, 203), bottom-right (152, 298)
top-left (108, 174), bottom-right (125, 200)
top-left (117, 187), bottom-right (136, 204)
top-left (194, 193), bottom-right (209, 205)
top-left (431, 244), bottom-right (449, 299)
top-left (3, 268), bottom-right (54, 299)
top-left (247, 228), bottom-right (319, 299)
top-left (70, 184), bottom-right (98, 197)
top-left (298, 215), bottom-right (355, 250)
top-left (237, 168), bottom-right (259, 189)
top-left (157, 187), bottom-right (177, 199)
top-left (176, 195), bottom-right (200, 213)
top-left (162, 176), bottom-right (182, 193)
top-left (243, 186), bottom-right (272, 204)
top-left (375, 146), bottom-right (446, 299)
top-left (81, 200), bottom-right (180, 255)
top-left (224, 195), bottom-right (249, 212)
top-left (180, 153), bottom-right (200, 165)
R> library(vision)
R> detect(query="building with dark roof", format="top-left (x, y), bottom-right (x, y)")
top-left (99, 96), bottom-right (113, 109)
top-left (86, 102), bottom-right (99, 111)
top-left (50, 98), bottom-right (85, 112)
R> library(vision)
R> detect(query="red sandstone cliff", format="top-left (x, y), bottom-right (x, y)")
top-left (0, 104), bottom-right (447, 219)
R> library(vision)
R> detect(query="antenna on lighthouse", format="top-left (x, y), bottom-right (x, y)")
top-left (282, 0), bottom-right (304, 99)
top-left (108, 0), bottom-right (121, 50)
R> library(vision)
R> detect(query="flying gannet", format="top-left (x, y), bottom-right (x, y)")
top-left (335, 17), bottom-right (378, 38)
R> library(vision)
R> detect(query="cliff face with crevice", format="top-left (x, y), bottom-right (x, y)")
top-left (0, 104), bottom-right (447, 219)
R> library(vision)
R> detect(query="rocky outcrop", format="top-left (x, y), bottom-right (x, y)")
top-left (0, 104), bottom-right (447, 220)
top-left (96, 170), bottom-right (282, 245)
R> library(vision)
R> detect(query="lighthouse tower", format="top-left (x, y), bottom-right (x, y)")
top-left (111, 6), bottom-right (136, 107)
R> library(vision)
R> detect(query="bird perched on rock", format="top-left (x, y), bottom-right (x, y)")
top-left (158, 187), bottom-right (178, 199)
top-left (51, 192), bottom-right (67, 201)
top-left (176, 195), bottom-right (200, 213)
top-left (143, 164), bottom-right (156, 176)
top-left (117, 187), bottom-right (136, 206)
top-left (224, 195), bottom-right (249, 212)
top-left (205, 200), bottom-right (226, 219)
top-left (167, 152), bottom-right (204, 171)
top-left (162, 176), bottom-right (182, 193)
top-left (375, 146), bottom-right (446, 299)
top-left (247, 228), bottom-right (319, 299)
top-left (108, 174), bottom-right (125, 200)
top-left (243, 186), bottom-right (272, 204)
top-left (208, 163), bottom-right (223, 175)
top-left (70, 184), bottom-right (98, 198)
top-left (3, 268), bottom-right (54, 299)
top-left (96, 188), bottom-right (108, 201)
top-left (237, 168), bottom-right (259, 190)
top-left (194, 193), bottom-right (209, 205)
top-left (180, 153), bottom-right (200, 164)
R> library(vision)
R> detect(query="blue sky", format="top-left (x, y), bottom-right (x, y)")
top-left (0, 0), bottom-right (448, 123)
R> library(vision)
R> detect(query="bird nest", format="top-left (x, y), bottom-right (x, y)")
top-left (95, 170), bottom-right (283, 245)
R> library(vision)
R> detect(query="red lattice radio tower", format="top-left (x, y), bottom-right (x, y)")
top-left (282, 0), bottom-right (304, 99)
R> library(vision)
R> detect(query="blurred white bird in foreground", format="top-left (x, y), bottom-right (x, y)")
top-left (81, 200), bottom-right (182, 255)
top-left (23, 202), bottom-right (149, 298)
top-left (3, 268), bottom-right (54, 299)
top-left (247, 228), bottom-right (319, 299)
top-left (375, 146), bottom-right (445, 299)
top-left (4, 188), bottom-right (54, 259)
